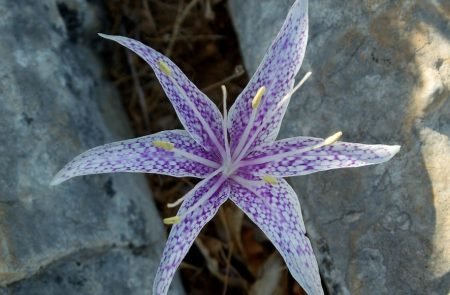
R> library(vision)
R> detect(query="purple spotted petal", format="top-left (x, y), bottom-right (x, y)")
top-left (153, 174), bottom-right (230, 294)
top-left (239, 137), bottom-right (401, 177)
top-left (51, 130), bottom-right (218, 185)
top-left (227, 0), bottom-right (308, 153)
top-left (99, 34), bottom-right (226, 157)
top-left (246, 136), bottom-right (322, 159)
top-left (229, 178), bottom-right (323, 295)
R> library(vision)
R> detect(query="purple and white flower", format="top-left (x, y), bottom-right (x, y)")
top-left (51, 0), bottom-right (399, 294)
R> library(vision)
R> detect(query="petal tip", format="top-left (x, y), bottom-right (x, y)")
top-left (390, 145), bottom-right (401, 155)
top-left (97, 32), bottom-right (113, 40)
top-left (98, 33), bottom-right (122, 42)
top-left (50, 169), bottom-right (68, 186)
top-left (49, 175), bottom-right (63, 186)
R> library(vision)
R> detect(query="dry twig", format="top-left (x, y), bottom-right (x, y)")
top-left (125, 48), bottom-right (150, 129)
top-left (165, 0), bottom-right (202, 57)
top-left (222, 244), bottom-right (234, 295)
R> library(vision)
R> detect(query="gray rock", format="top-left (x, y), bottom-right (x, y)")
top-left (6, 248), bottom-right (162, 295)
top-left (0, 0), bottom-right (183, 294)
top-left (229, 0), bottom-right (450, 294)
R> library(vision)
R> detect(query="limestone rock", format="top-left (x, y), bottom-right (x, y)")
top-left (0, 0), bottom-right (183, 294)
top-left (229, 0), bottom-right (450, 294)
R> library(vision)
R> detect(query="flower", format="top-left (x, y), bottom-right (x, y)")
top-left (51, 0), bottom-right (399, 294)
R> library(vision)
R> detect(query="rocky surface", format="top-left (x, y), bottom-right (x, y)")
top-left (229, 0), bottom-right (450, 294)
top-left (0, 0), bottom-right (183, 294)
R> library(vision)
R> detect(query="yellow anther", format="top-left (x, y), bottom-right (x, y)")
top-left (153, 140), bottom-right (174, 151)
top-left (323, 131), bottom-right (343, 145)
top-left (163, 216), bottom-right (181, 225)
top-left (158, 61), bottom-right (172, 76)
top-left (251, 86), bottom-right (267, 109)
top-left (262, 175), bottom-right (278, 185)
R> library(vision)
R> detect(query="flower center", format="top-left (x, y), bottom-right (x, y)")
top-left (222, 156), bottom-right (242, 177)
top-left (222, 159), bottom-right (234, 176)
top-left (161, 74), bottom-right (319, 224)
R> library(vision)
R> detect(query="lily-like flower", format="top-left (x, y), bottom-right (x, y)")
top-left (51, 0), bottom-right (399, 294)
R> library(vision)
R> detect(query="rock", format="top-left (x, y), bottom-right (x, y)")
top-left (0, 0), bottom-right (183, 294)
top-left (6, 248), bottom-right (161, 295)
top-left (229, 0), bottom-right (450, 294)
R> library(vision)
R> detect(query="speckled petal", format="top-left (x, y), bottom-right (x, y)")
top-left (99, 34), bottom-right (225, 157)
top-left (229, 178), bottom-right (323, 295)
top-left (51, 130), bottom-right (218, 185)
top-left (227, 0), bottom-right (308, 152)
top-left (240, 136), bottom-right (401, 177)
top-left (245, 136), bottom-right (322, 159)
top-left (153, 175), bottom-right (230, 295)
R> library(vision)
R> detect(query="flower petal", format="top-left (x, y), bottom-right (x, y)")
top-left (246, 136), bottom-right (322, 159)
top-left (229, 178), bottom-right (323, 295)
top-left (227, 0), bottom-right (308, 153)
top-left (51, 130), bottom-right (218, 185)
top-left (99, 34), bottom-right (226, 157)
top-left (240, 136), bottom-right (401, 177)
top-left (153, 175), bottom-right (230, 294)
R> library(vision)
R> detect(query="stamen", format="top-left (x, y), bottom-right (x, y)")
top-left (277, 71), bottom-right (312, 109)
top-left (232, 85), bottom-right (267, 160)
top-left (163, 216), bottom-right (181, 224)
top-left (234, 72), bottom-right (313, 163)
top-left (167, 196), bottom-right (186, 208)
top-left (323, 131), bottom-right (342, 145)
top-left (238, 131), bottom-right (344, 167)
top-left (165, 72), bottom-right (226, 158)
top-left (158, 61), bottom-right (172, 76)
top-left (251, 86), bottom-right (267, 109)
top-left (153, 140), bottom-right (220, 169)
top-left (262, 175), bottom-right (278, 185)
top-left (153, 140), bottom-right (174, 150)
